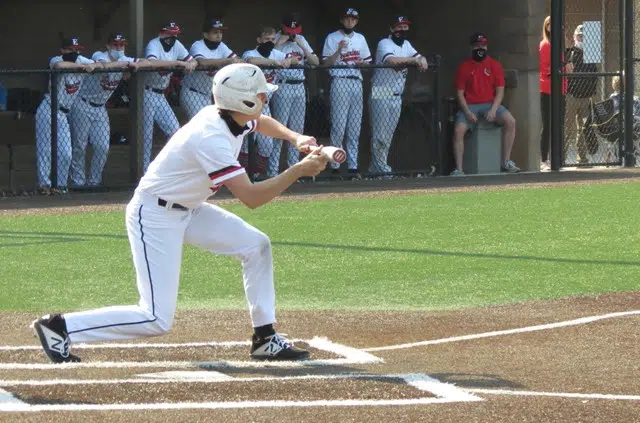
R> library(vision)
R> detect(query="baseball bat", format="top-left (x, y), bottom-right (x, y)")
top-left (317, 146), bottom-right (346, 164)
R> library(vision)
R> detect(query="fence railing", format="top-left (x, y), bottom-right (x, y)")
top-left (0, 57), bottom-right (441, 193)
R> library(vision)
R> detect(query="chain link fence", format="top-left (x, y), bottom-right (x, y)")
top-left (0, 60), bottom-right (441, 194)
top-left (561, 0), bottom-right (624, 167)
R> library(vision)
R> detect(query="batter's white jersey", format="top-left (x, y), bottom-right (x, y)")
top-left (182, 40), bottom-right (236, 92)
top-left (372, 38), bottom-right (420, 95)
top-left (242, 49), bottom-right (287, 85)
top-left (137, 105), bottom-right (256, 209)
top-left (144, 37), bottom-right (192, 90)
top-left (48, 55), bottom-right (95, 109)
top-left (275, 33), bottom-right (314, 81)
top-left (322, 30), bottom-right (371, 79)
top-left (79, 51), bottom-right (137, 105)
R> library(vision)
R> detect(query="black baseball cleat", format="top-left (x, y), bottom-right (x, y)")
top-left (250, 333), bottom-right (310, 361)
top-left (30, 314), bottom-right (81, 363)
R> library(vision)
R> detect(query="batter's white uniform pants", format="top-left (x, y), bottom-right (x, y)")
top-left (35, 96), bottom-right (72, 187)
top-left (180, 86), bottom-right (212, 120)
top-left (143, 89), bottom-right (180, 172)
top-left (64, 190), bottom-right (276, 342)
top-left (69, 99), bottom-right (110, 186)
top-left (271, 82), bottom-right (305, 171)
top-left (330, 77), bottom-right (363, 170)
top-left (368, 92), bottom-right (402, 174)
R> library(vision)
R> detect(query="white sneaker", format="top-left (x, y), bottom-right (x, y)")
top-left (540, 161), bottom-right (551, 171)
top-left (501, 160), bottom-right (521, 173)
top-left (450, 169), bottom-right (465, 176)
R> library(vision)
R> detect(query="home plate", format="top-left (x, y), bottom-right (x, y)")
top-left (138, 371), bottom-right (234, 381)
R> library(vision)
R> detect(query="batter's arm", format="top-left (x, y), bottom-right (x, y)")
top-left (255, 115), bottom-right (317, 152)
top-left (224, 150), bottom-right (327, 209)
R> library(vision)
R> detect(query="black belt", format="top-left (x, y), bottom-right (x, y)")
top-left (82, 97), bottom-right (105, 108)
top-left (59, 106), bottom-right (70, 114)
top-left (188, 87), bottom-right (208, 96)
top-left (283, 80), bottom-right (305, 85)
top-left (334, 76), bottom-right (361, 81)
top-left (145, 86), bottom-right (164, 94)
top-left (158, 199), bottom-right (188, 211)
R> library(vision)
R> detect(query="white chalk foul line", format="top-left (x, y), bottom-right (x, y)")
top-left (467, 388), bottom-right (640, 401)
top-left (364, 310), bottom-right (640, 352)
top-left (0, 398), bottom-right (462, 413)
top-left (0, 337), bottom-right (382, 370)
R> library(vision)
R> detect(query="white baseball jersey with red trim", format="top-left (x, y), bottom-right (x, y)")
top-left (136, 105), bottom-right (255, 209)
top-left (79, 51), bottom-right (136, 105)
top-left (372, 38), bottom-right (420, 94)
top-left (182, 40), bottom-right (236, 91)
top-left (275, 33), bottom-right (314, 81)
top-left (144, 37), bottom-right (192, 90)
top-left (242, 49), bottom-right (286, 84)
top-left (322, 30), bottom-right (371, 79)
top-left (48, 55), bottom-right (95, 109)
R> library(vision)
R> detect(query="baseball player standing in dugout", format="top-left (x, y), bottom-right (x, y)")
top-left (142, 21), bottom-right (197, 172)
top-left (369, 16), bottom-right (428, 176)
top-left (272, 12), bottom-right (319, 174)
top-left (31, 63), bottom-right (329, 362)
top-left (70, 32), bottom-right (151, 188)
top-left (322, 8), bottom-right (372, 178)
top-left (180, 18), bottom-right (242, 120)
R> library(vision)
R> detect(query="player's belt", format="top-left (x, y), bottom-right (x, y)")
top-left (188, 87), bottom-right (209, 96)
top-left (81, 97), bottom-right (105, 108)
top-left (157, 198), bottom-right (188, 211)
top-left (145, 86), bottom-right (165, 94)
top-left (282, 80), bottom-right (305, 85)
top-left (333, 76), bottom-right (361, 81)
top-left (59, 106), bottom-right (70, 114)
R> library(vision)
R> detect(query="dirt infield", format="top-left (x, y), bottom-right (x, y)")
top-left (0, 292), bottom-right (639, 422)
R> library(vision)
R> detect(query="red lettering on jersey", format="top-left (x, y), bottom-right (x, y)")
top-left (341, 50), bottom-right (361, 63)
top-left (287, 52), bottom-right (303, 61)
top-left (65, 82), bottom-right (81, 95)
top-left (158, 71), bottom-right (170, 76)
top-left (100, 76), bottom-right (120, 91)
top-left (265, 72), bottom-right (277, 83)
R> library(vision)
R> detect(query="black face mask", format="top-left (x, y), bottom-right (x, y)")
top-left (203, 38), bottom-right (221, 50)
top-left (471, 48), bottom-right (487, 62)
top-left (392, 30), bottom-right (409, 46)
top-left (342, 26), bottom-right (354, 35)
top-left (62, 52), bottom-right (79, 63)
top-left (161, 36), bottom-right (177, 52)
top-left (257, 41), bottom-right (275, 57)
top-left (288, 34), bottom-right (296, 41)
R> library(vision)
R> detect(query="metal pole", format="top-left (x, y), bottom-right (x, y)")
top-left (624, 0), bottom-right (636, 167)
top-left (50, 72), bottom-right (59, 188)
top-left (619, 0), bottom-right (626, 163)
top-left (432, 55), bottom-right (441, 176)
top-left (129, 0), bottom-right (144, 182)
top-left (550, 0), bottom-right (565, 171)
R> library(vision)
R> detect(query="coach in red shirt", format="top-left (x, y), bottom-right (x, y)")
top-left (451, 33), bottom-right (519, 175)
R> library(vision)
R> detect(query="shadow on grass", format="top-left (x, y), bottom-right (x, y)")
top-left (0, 230), bottom-right (638, 267)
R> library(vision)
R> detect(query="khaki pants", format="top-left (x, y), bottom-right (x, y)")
top-left (564, 95), bottom-right (592, 162)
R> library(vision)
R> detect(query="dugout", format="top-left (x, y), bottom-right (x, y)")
top-left (0, 0), bottom-right (590, 187)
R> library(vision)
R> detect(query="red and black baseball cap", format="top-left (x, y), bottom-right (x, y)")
top-left (107, 32), bottom-right (128, 46)
top-left (343, 8), bottom-right (360, 19)
top-left (469, 32), bottom-right (488, 46)
top-left (203, 18), bottom-right (227, 32)
top-left (159, 21), bottom-right (181, 35)
top-left (391, 15), bottom-right (411, 28)
top-left (60, 36), bottom-right (84, 51)
top-left (282, 12), bottom-right (302, 35)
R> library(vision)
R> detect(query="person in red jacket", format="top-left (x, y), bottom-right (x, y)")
top-left (539, 16), bottom-right (569, 170)
top-left (451, 33), bottom-right (519, 176)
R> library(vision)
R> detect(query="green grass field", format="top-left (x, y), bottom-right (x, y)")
top-left (1, 182), bottom-right (639, 313)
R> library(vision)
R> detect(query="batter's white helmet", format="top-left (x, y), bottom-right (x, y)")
top-left (212, 63), bottom-right (278, 115)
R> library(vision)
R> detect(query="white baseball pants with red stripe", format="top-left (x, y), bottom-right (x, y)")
top-left (63, 190), bottom-right (276, 342)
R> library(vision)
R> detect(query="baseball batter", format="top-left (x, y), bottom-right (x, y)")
top-left (180, 18), bottom-right (242, 120)
top-left (35, 36), bottom-right (99, 194)
top-left (322, 8), bottom-right (371, 175)
top-left (143, 21), bottom-right (197, 171)
top-left (70, 32), bottom-right (149, 187)
top-left (271, 13), bottom-right (319, 173)
top-left (369, 16), bottom-right (428, 175)
top-left (31, 63), bottom-right (330, 363)
top-left (243, 26), bottom-right (296, 177)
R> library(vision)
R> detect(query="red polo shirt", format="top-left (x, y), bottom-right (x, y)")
top-left (455, 57), bottom-right (505, 104)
